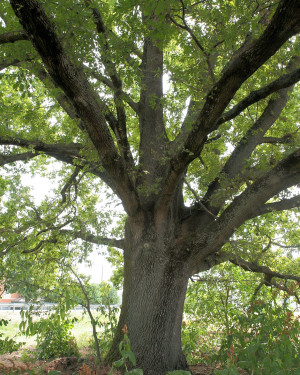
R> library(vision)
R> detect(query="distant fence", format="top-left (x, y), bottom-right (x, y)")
top-left (0, 302), bottom-right (118, 312)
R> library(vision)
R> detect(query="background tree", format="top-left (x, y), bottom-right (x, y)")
top-left (0, 0), bottom-right (300, 374)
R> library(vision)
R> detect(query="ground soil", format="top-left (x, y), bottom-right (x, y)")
top-left (0, 348), bottom-right (247, 374)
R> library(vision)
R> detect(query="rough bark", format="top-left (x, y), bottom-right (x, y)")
top-left (106, 213), bottom-right (190, 375)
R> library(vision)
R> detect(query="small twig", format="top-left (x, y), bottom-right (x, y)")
top-left (184, 178), bottom-right (217, 219)
top-left (60, 166), bottom-right (81, 204)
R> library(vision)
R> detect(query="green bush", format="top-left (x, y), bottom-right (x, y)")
top-left (35, 315), bottom-right (79, 360)
top-left (215, 299), bottom-right (300, 375)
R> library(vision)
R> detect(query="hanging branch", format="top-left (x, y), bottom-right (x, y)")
top-left (63, 262), bottom-right (102, 363)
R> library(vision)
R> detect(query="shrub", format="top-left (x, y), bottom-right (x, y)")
top-left (215, 299), bottom-right (300, 375)
top-left (35, 315), bottom-right (79, 360)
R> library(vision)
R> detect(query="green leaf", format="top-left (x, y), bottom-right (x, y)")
top-left (113, 358), bottom-right (125, 368)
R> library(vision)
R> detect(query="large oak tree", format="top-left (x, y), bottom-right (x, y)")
top-left (1, 0), bottom-right (300, 373)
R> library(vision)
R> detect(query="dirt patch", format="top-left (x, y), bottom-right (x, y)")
top-left (0, 349), bottom-right (247, 374)
top-left (0, 349), bottom-right (121, 374)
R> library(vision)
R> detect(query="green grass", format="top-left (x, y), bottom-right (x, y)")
top-left (0, 310), bottom-right (103, 351)
top-left (0, 310), bottom-right (35, 347)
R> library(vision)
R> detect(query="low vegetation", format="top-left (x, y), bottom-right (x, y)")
top-left (0, 268), bottom-right (299, 375)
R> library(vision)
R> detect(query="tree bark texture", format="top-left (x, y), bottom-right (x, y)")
top-left (106, 212), bottom-right (190, 375)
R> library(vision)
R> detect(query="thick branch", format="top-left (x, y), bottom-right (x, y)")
top-left (203, 56), bottom-right (298, 215)
top-left (250, 195), bottom-right (300, 218)
top-left (259, 134), bottom-right (296, 144)
top-left (0, 151), bottom-right (37, 166)
top-left (187, 149), bottom-right (300, 269)
top-left (0, 136), bottom-right (116, 190)
top-left (10, 0), bottom-right (138, 214)
top-left (0, 136), bottom-right (81, 157)
top-left (0, 30), bottom-right (28, 44)
top-left (138, 35), bottom-right (167, 192)
top-left (218, 66), bottom-right (300, 125)
top-left (162, 0), bottom-right (300, 209)
top-left (60, 229), bottom-right (125, 249)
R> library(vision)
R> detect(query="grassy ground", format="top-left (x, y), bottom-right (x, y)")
top-left (0, 310), bottom-right (98, 350)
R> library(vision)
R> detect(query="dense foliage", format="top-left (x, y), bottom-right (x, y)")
top-left (0, 0), bottom-right (299, 373)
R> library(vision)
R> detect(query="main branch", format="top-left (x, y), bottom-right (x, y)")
top-left (161, 0), bottom-right (300, 209)
top-left (10, 0), bottom-right (138, 214)
top-left (187, 149), bottom-right (300, 271)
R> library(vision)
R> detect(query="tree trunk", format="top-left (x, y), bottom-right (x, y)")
top-left (106, 213), bottom-right (190, 375)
